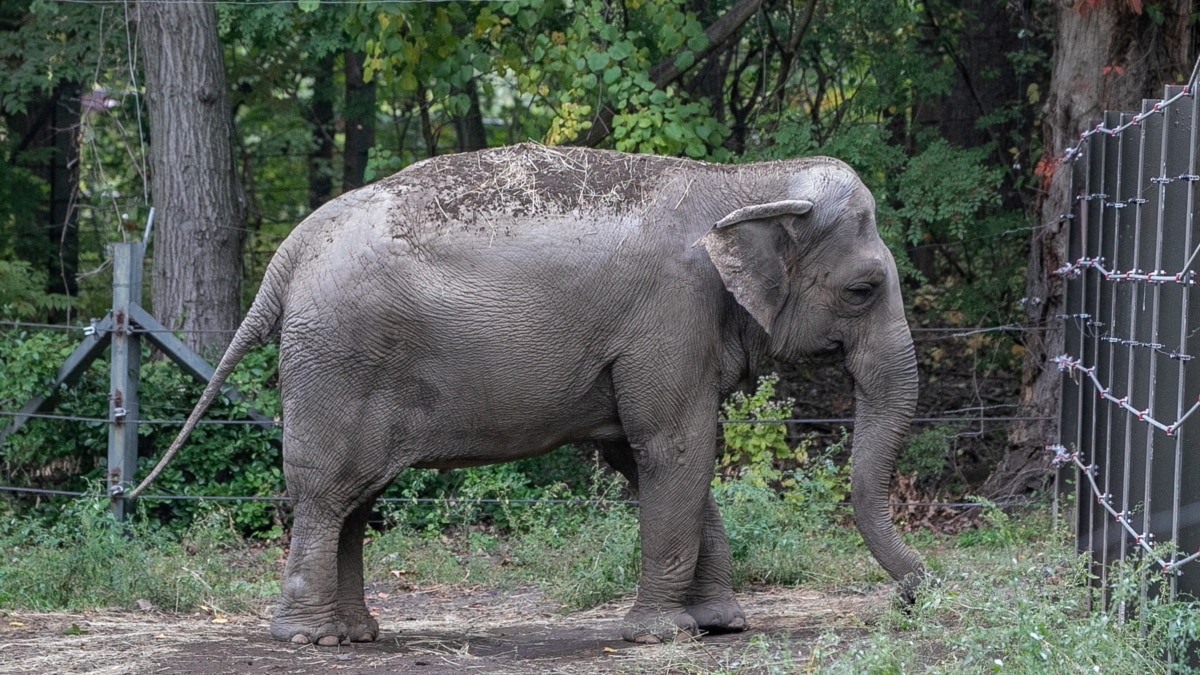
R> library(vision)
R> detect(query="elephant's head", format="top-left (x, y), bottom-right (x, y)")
top-left (698, 158), bottom-right (926, 596)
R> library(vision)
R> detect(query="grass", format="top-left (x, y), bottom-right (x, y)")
top-left (0, 496), bottom-right (280, 616)
top-left (1, 488), bottom-right (1198, 673)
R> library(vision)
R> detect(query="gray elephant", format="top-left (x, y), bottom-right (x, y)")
top-left (137, 143), bottom-right (923, 645)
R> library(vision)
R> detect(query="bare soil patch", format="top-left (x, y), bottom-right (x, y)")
top-left (0, 583), bottom-right (889, 674)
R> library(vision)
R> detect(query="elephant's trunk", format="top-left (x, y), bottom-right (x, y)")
top-left (845, 321), bottom-right (926, 598)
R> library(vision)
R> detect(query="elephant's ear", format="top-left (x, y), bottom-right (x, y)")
top-left (697, 200), bottom-right (814, 334)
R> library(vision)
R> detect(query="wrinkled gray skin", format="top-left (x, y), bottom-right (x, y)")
top-left (156, 143), bottom-right (922, 646)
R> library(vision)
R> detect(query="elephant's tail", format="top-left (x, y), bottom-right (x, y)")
top-left (127, 260), bottom-right (290, 501)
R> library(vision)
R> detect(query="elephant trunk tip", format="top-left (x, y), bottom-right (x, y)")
top-left (896, 566), bottom-right (936, 607)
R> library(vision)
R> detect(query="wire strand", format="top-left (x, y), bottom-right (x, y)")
top-left (0, 484), bottom-right (1024, 510)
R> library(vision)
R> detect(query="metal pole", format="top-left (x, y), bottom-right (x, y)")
top-left (107, 242), bottom-right (143, 520)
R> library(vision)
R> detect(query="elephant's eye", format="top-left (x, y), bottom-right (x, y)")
top-left (843, 282), bottom-right (877, 305)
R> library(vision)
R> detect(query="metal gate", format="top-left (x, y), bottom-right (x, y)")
top-left (1054, 83), bottom-right (1200, 607)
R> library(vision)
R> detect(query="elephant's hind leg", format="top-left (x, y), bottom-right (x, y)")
top-left (335, 500), bottom-right (381, 642)
top-left (271, 492), bottom-right (385, 645)
top-left (270, 495), bottom-right (351, 646)
top-left (269, 410), bottom-right (394, 645)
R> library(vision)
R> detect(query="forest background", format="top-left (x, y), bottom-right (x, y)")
top-left (1, 0), bottom-right (1197, 535)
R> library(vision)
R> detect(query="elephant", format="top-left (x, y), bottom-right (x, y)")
top-left (136, 143), bottom-right (923, 646)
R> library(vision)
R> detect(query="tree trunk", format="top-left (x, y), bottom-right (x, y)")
top-left (990, 0), bottom-right (1193, 499)
top-left (307, 53), bottom-right (335, 209)
top-left (137, 0), bottom-right (245, 357)
top-left (454, 79), bottom-right (488, 153)
top-left (343, 50), bottom-right (376, 192)
top-left (10, 82), bottom-right (82, 305)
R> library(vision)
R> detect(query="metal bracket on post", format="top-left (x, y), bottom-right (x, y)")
top-left (107, 242), bottom-right (143, 520)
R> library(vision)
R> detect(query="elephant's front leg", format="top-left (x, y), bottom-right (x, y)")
top-left (618, 408), bottom-right (731, 644)
top-left (600, 442), bottom-right (745, 637)
top-left (684, 494), bottom-right (746, 633)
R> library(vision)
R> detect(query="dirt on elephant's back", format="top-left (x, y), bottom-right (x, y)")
top-left (0, 584), bottom-right (889, 674)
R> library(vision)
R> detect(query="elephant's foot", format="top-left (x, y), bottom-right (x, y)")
top-left (270, 613), bottom-right (379, 645)
top-left (270, 616), bottom-right (348, 646)
top-left (340, 612), bottom-right (380, 642)
top-left (685, 598), bottom-right (746, 634)
top-left (619, 607), bottom-right (699, 644)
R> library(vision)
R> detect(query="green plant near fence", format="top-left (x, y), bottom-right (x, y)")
top-left (715, 374), bottom-right (851, 514)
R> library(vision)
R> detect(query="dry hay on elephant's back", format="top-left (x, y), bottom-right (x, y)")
top-left (396, 143), bottom-right (695, 223)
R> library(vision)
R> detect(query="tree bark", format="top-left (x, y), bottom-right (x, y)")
top-left (454, 79), bottom-right (488, 153)
top-left (307, 53), bottom-right (335, 210)
top-left (137, 0), bottom-right (245, 356)
top-left (990, 0), bottom-right (1192, 498)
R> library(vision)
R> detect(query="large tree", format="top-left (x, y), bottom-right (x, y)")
top-left (137, 0), bottom-right (245, 355)
top-left (993, 0), bottom-right (1193, 497)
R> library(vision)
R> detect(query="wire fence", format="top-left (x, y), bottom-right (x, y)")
top-left (1053, 73), bottom-right (1200, 609)
top-left (1, 311), bottom-right (1034, 511)
top-left (0, 483), bottom-right (1025, 511)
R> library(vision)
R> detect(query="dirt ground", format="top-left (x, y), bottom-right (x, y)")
top-left (0, 582), bottom-right (889, 674)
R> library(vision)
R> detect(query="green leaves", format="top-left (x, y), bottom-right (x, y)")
top-left (339, 0), bottom-right (729, 157)
top-left (716, 375), bottom-right (803, 489)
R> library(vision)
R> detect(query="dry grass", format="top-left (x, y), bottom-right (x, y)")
top-left (0, 584), bottom-right (889, 674)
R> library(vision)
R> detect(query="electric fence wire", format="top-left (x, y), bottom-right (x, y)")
top-left (0, 319), bottom-right (1048, 336)
top-left (0, 483), bottom-right (1025, 510)
top-left (1042, 54), bottom-right (1200, 580)
top-left (0, 409), bottom-right (1050, 427)
top-left (1049, 53), bottom-right (1200, 437)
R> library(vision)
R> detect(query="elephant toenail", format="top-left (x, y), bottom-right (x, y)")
top-left (290, 634), bottom-right (310, 645)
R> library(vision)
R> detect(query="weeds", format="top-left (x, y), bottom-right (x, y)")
top-left (2, 483), bottom-right (1198, 673)
top-left (0, 488), bottom-right (277, 613)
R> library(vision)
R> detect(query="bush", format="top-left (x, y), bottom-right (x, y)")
top-left (715, 374), bottom-right (851, 517)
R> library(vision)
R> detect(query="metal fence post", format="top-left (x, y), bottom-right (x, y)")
top-left (107, 242), bottom-right (143, 520)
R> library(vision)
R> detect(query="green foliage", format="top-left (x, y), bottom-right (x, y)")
top-left (827, 548), bottom-right (1200, 674)
top-left (378, 447), bottom-right (605, 536)
top-left (712, 376), bottom-right (856, 586)
top-left (0, 0), bottom-right (123, 115)
top-left (366, 461), bottom-right (641, 610)
top-left (897, 425), bottom-right (952, 480)
top-left (343, 0), bottom-right (731, 160)
top-left (4, 481), bottom-right (1200, 675)
top-left (887, 140), bottom-right (1003, 245)
top-left (0, 261), bottom-right (73, 321)
top-left (0, 490), bottom-right (277, 612)
top-left (716, 374), bottom-right (804, 488)
top-left (954, 497), bottom-right (1055, 552)
top-left (715, 374), bottom-right (851, 516)
top-left (0, 146), bottom-right (47, 251)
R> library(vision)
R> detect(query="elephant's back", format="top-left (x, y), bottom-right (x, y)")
top-left (377, 143), bottom-right (700, 225)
